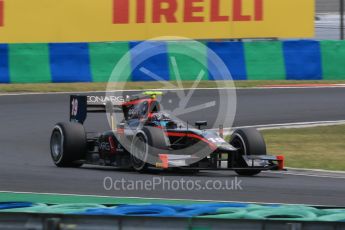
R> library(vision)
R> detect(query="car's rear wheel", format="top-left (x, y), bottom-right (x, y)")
top-left (230, 128), bottom-right (266, 176)
top-left (50, 122), bottom-right (86, 167)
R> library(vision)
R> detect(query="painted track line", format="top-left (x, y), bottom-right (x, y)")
top-left (286, 167), bottom-right (345, 174)
top-left (261, 84), bottom-right (345, 88)
top-left (234, 120), bottom-right (345, 130)
top-left (210, 120), bottom-right (345, 136)
top-left (265, 171), bottom-right (345, 179)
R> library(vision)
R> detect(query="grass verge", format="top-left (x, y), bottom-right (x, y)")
top-left (1, 80), bottom-right (345, 93)
top-left (261, 125), bottom-right (345, 171)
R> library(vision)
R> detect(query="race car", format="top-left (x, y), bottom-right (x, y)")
top-left (50, 91), bottom-right (284, 176)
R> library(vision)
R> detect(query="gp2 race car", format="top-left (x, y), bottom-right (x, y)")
top-left (50, 92), bottom-right (284, 176)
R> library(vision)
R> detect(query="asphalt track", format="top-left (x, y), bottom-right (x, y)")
top-left (1, 87), bottom-right (345, 206)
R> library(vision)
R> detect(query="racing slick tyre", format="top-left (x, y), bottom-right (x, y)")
top-left (130, 133), bottom-right (149, 172)
top-left (230, 128), bottom-right (266, 176)
top-left (50, 122), bottom-right (86, 167)
top-left (130, 126), bottom-right (170, 172)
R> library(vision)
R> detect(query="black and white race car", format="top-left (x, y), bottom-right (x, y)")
top-left (50, 92), bottom-right (284, 176)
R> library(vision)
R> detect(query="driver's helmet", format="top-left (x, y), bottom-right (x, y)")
top-left (150, 112), bottom-right (174, 127)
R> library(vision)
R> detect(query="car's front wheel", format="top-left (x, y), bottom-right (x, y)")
top-left (230, 128), bottom-right (266, 176)
top-left (130, 133), bottom-right (149, 172)
top-left (130, 126), bottom-right (170, 173)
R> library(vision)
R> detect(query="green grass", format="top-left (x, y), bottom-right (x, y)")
top-left (1, 80), bottom-right (345, 93)
top-left (261, 125), bottom-right (345, 171)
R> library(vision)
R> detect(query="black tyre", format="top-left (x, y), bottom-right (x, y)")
top-left (50, 122), bottom-right (86, 167)
top-left (130, 126), bottom-right (170, 172)
top-left (130, 132), bottom-right (149, 172)
top-left (230, 128), bottom-right (266, 176)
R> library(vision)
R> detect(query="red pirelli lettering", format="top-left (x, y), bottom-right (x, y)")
top-left (113, 0), bottom-right (129, 24)
top-left (210, 0), bottom-right (229, 22)
top-left (233, 0), bottom-right (251, 21)
top-left (153, 0), bottom-right (178, 23)
top-left (184, 0), bottom-right (204, 22)
top-left (136, 0), bottom-right (146, 23)
top-left (254, 0), bottom-right (263, 21)
top-left (112, 0), bottom-right (264, 24)
top-left (0, 0), bottom-right (4, 27)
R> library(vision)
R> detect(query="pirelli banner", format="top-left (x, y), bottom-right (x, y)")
top-left (0, 0), bottom-right (314, 43)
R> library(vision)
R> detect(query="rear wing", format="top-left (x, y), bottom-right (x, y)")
top-left (70, 95), bottom-right (123, 124)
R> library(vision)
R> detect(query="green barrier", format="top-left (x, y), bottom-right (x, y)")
top-left (0, 203), bottom-right (107, 214)
top-left (0, 203), bottom-right (48, 213)
top-left (198, 205), bottom-right (323, 220)
top-left (244, 41), bottom-right (285, 80)
top-left (167, 41), bottom-right (209, 81)
top-left (216, 207), bottom-right (248, 214)
top-left (197, 208), bottom-right (247, 219)
top-left (244, 207), bottom-right (317, 221)
top-left (9, 44), bottom-right (51, 83)
top-left (320, 40), bottom-right (345, 80)
top-left (241, 204), bottom-right (274, 211)
top-left (4, 40), bottom-right (345, 83)
top-left (1, 200), bottom-right (345, 221)
top-left (41, 203), bottom-right (107, 214)
top-left (318, 213), bottom-right (345, 221)
top-left (89, 42), bottom-right (131, 82)
top-left (246, 204), bottom-right (323, 215)
top-left (319, 209), bottom-right (345, 215)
